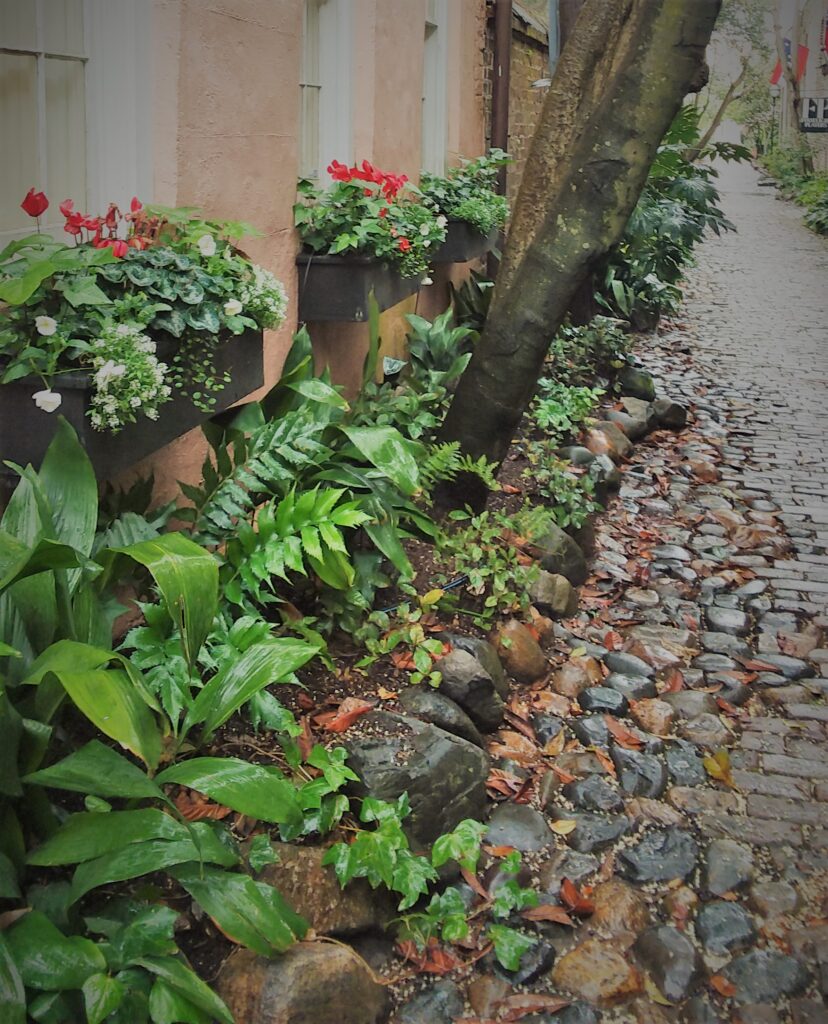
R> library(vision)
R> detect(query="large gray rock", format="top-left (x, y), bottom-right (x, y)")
top-left (696, 902), bottom-right (757, 954)
top-left (257, 844), bottom-right (393, 937)
top-left (652, 398), bottom-right (688, 430)
top-left (529, 570), bottom-right (579, 619)
top-left (592, 420), bottom-right (634, 459)
top-left (443, 633), bottom-right (508, 697)
top-left (604, 651), bottom-right (655, 678)
top-left (635, 925), bottom-right (703, 1002)
top-left (345, 712), bottom-right (488, 849)
top-left (528, 520), bottom-right (589, 587)
top-left (218, 944), bottom-right (388, 1024)
top-left (722, 950), bottom-right (810, 1004)
top-left (486, 803), bottom-right (552, 852)
top-left (398, 687), bottom-right (484, 748)
top-left (436, 649), bottom-right (505, 732)
top-left (704, 839), bottom-right (754, 896)
top-left (555, 811), bottom-right (631, 854)
top-left (604, 409), bottom-right (649, 441)
top-left (397, 980), bottom-right (464, 1024)
top-left (611, 748), bottom-right (667, 798)
top-left (618, 365), bottom-right (656, 401)
top-left (618, 829), bottom-right (699, 883)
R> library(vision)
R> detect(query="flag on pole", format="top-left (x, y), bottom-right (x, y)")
top-left (770, 41), bottom-right (809, 84)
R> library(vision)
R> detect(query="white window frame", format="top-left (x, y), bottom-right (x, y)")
top-left (0, 0), bottom-right (152, 243)
top-left (422, 0), bottom-right (448, 175)
top-left (300, 0), bottom-right (352, 182)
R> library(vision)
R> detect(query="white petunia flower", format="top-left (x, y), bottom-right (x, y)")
top-left (197, 234), bottom-right (217, 258)
top-left (115, 324), bottom-right (132, 337)
top-left (419, 223), bottom-right (430, 236)
top-left (436, 215), bottom-right (448, 229)
top-left (35, 316), bottom-right (58, 337)
top-left (422, 276), bottom-right (434, 286)
top-left (95, 360), bottom-right (126, 386)
top-left (224, 298), bottom-right (243, 317)
top-left (33, 389), bottom-right (62, 413)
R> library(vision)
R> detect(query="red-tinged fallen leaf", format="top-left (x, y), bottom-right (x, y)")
top-left (603, 630), bottom-right (624, 651)
top-left (313, 697), bottom-right (375, 733)
top-left (521, 904), bottom-right (575, 926)
top-left (594, 748), bottom-right (618, 778)
top-left (486, 767), bottom-right (524, 798)
top-left (460, 866), bottom-right (491, 900)
top-left (717, 697), bottom-right (745, 718)
top-left (484, 844), bottom-right (518, 858)
top-left (513, 777), bottom-right (535, 804)
top-left (296, 691), bottom-right (316, 710)
top-left (502, 483), bottom-right (522, 495)
top-left (551, 764), bottom-right (577, 784)
top-left (504, 710), bottom-right (537, 743)
top-left (396, 939), bottom-right (460, 975)
top-left (173, 788), bottom-right (232, 821)
top-left (604, 715), bottom-right (644, 750)
top-left (489, 730), bottom-right (538, 764)
top-left (497, 994), bottom-right (572, 1021)
top-left (710, 974), bottom-right (737, 998)
top-left (663, 667), bottom-right (685, 693)
top-left (296, 715), bottom-right (314, 762)
top-left (560, 877), bottom-right (594, 916)
top-left (390, 649), bottom-right (416, 671)
top-left (376, 686), bottom-right (397, 700)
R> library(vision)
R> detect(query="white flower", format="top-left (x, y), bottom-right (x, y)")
top-left (197, 234), bottom-right (217, 258)
top-left (422, 276), bottom-right (434, 286)
top-left (95, 360), bottom-right (126, 386)
top-left (224, 298), bottom-right (243, 317)
top-left (423, 240), bottom-right (431, 248)
top-left (419, 223), bottom-right (430, 236)
top-left (115, 324), bottom-right (132, 337)
top-left (35, 316), bottom-right (58, 337)
top-left (436, 215), bottom-right (448, 229)
top-left (33, 389), bottom-right (62, 413)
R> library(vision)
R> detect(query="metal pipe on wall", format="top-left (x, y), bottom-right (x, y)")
top-left (490, 0), bottom-right (513, 196)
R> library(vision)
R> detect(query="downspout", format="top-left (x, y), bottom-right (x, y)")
top-left (548, 0), bottom-right (559, 74)
top-left (489, 0), bottom-right (512, 276)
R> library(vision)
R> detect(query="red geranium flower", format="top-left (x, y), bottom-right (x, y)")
top-left (21, 188), bottom-right (49, 218)
top-left (398, 237), bottom-right (411, 252)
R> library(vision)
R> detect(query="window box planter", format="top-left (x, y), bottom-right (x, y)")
top-left (0, 329), bottom-right (263, 478)
top-left (431, 221), bottom-right (498, 264)
top-left (296, 253), bottom-right (423, 322)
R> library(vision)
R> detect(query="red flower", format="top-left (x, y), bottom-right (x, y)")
top-left (110, 239), bottom-right (128, 258)
top-left (130, 196), bottom-right (142, 213)
top-left (398, 237), bottom-right (411, 253)
top-left (327, 159), bottom-right (352, 182)
top-left (379, 206), bottom-right (388, 218)
top-left (104, 203), bottom-right (119, 230)
top-left (21, 188), bottom-right (49, 218)
top-left (59, 198), bottom-right (75, 218)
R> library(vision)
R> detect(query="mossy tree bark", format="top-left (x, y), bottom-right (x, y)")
top-left (439, 0), bottom-right (720, 474)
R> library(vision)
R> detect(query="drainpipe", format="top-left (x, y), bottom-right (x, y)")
top-left (490, 0), bottom-right (512, 195)
top-left (489, 0), bottom-right (512, 276)
top-left (548, 0), bottom-right (559, 74)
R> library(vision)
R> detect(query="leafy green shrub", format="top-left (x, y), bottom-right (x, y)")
top-left (522, 440), bottom-right (599, 529)
top-left (450, 269), bottom-right (495, 333)
top-left (547, 316), bottom-right (632, 385)
top-left (404, 308), bottom-right (477, 385)
top-left (420, 149), bottom-right (510, 236)
top-left (531, 379), bottom-right (603, 440)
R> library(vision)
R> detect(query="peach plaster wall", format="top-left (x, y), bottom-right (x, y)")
top-left (122, 0), bottom-right (487, 502)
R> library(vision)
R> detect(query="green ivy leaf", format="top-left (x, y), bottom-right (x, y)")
top-left (431, 819), bottom-right (487, 873)
top-left (487, 924), bottom-right (537, 972)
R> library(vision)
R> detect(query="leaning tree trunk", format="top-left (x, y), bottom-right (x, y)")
top-left (687, 59), bottom-right (748, 162)
top-left (439, 0), bottom-right (720, 473)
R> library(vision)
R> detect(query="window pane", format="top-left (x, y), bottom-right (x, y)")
top-left (0, 0), bottom-right (37, 50)
top-left (0, 52), bottom-right (40, 233)
top-left (45, 57), bottom-right (86, 214)
top-left (43, 0), bottom-right (85, 56)
top-left (300, 85), bottom-right (320, 178)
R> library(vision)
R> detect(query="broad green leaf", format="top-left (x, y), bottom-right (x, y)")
top-left (82, 972), bottom-right (124, 1024)
top-left (28, 809), bottom-right (188, 866)
top-left (23, 740), bottom-right (165, 801)
top-left (340, 425), bottom-right (422, 496)
top-left (4, 910), bottom-right (106, 991)
top-left (39, 418), bottom-right (98, 566)
top-left (148, 979), bottom-right (212, 1024)
top-left (392, 852), bottom-right (438, 911)
top-left (136, 956), bottom-right (232, 1024)
top-left (431, 819), bottom-right (487, 873)
top-left (156, 758), bottom-right (303, 829)
top-left (247, 834), bottom-right (279, 872)
top-left (487, 924), bottom-right (537, 972)
top-left (69, 825), bottom-right (238, 903)
top-left (0, 534), bottom-right (86, 596)
top-left (57, 668), bottom-right (161, 770)
top-left (0, 934), bottom-right (25, 1024)
top-left (0, 261), bottom-right (56, 304)
top-left (171, 864), bottom-right (307, 957)
top-left (0, 850), bottom-right (20, 897)
top-left (0, 691), bottom-right (23, 797)
top-left (184, 638), bottom-right (318, 741)
top-left (62, 278), bottom-right (112, 308)
top-left (100, 534), bottom-right (218, 670)
top-left (287, 378), bottom-right (348, 409)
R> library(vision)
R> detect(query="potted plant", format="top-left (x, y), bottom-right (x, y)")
top-left (0, 192), bottom-right (288, 475)
top-left (294, 160), bottom-right (446, 321)
top-left (420, 149), bottom-right (510, 263)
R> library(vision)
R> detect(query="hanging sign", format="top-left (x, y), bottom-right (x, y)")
top-left (801, 96), bottom-right (828, 131)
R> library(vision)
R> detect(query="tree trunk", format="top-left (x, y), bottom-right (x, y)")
top-left (558, 0), bottom-right (584, 50)
top-left (439, 0), bottom-right (720, 471)
top-left (687, 59), bottom-right (747, 162)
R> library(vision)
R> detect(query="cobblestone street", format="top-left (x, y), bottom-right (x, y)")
top-left (617, 160), bottom-right (828, 1022)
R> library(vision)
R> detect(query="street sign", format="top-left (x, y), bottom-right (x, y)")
top-left (800, 96), bottom-right (828, 132)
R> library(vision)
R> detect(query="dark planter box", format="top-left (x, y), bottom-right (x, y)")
top-left (296, 253), bottom-right (422, 322)
top-left (431, 221), bottom-right (498, 264)
top-left (0, 329), bottom-right (263, 478)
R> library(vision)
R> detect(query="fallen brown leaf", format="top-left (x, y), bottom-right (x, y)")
top-left (313, 697), bottom-right (375, 732)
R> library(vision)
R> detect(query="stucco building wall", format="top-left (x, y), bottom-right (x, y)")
top-left (125, 0), bottom-right (488, 502)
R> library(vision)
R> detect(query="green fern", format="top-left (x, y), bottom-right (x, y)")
top-left (420, 443), bottom-right (500, 495)
top-left (222, 486), bottom-right (373, 605)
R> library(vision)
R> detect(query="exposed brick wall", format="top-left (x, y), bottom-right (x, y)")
top-left (483, 3), bottom-right (550, 204)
